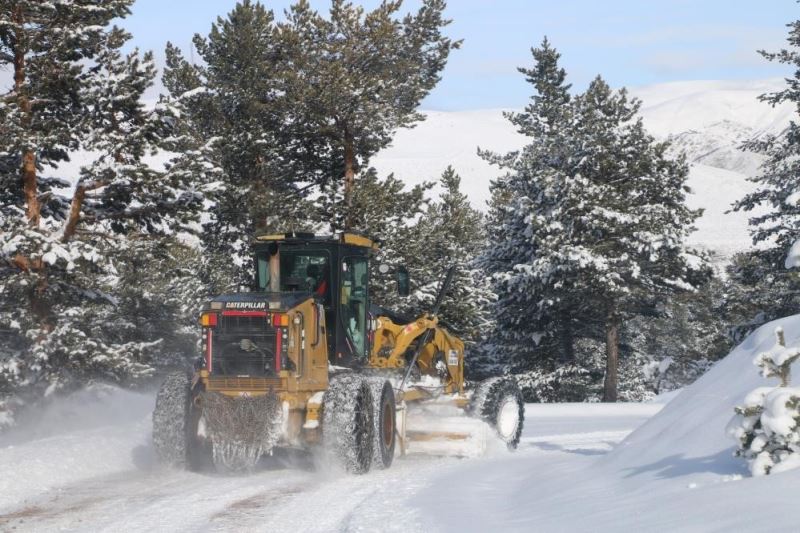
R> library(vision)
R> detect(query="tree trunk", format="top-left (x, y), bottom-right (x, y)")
top-left (343, 127), bottom-right (355, 230)
top-left (62, 184), bottom-right (86, 242)
top-left (603, 308), bottom-right (620, 402)
top-left (22, 150), bottom-right (40, 226)
top-left (12, 4), bottom-right (49, 331)
top-left (13, 4), bottom-right (39, 227)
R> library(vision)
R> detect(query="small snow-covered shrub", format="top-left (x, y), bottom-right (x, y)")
top-left (727, 327), bottom-right (800, 475)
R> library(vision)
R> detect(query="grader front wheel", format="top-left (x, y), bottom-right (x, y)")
top-left (470, 377), bottom-right (525, 450)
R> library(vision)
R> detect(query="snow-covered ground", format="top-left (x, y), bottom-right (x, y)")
top-left (4, 314), bottom-right (800, 532)
top-left (0, 391), bottom-right (659, 532)
top-left (422, 315), bottom-right (800, 532)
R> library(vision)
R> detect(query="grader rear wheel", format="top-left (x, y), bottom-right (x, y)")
top-left (152, 371), bottom-right (194, 468)
top-left (322, 375), bottom-right (375, 474)
top-left (369, 379), bottom-right (396, 469)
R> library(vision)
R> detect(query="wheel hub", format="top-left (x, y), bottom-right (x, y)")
top-left (496, 396), bottom-right (520, 440)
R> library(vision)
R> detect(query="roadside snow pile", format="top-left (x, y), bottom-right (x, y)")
top-left (0, 385), bottom-right (155, 511)
top-left (604, 314), bottom-right (800, 481)
top-left (411, 316), bottom-right (800, 532)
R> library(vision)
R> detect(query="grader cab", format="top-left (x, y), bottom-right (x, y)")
top-left (152, 232), bottom-right (524, 473)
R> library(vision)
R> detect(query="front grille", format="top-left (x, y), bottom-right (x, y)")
top-left (211, 313), bottom-right (277, 376)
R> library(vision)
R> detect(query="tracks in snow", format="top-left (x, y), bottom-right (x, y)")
top-left (0, 404), bottom-right (658, 532)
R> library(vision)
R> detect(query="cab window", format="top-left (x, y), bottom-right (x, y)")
top-left (256, 254), bottom-right (270, 290)
top-left (279, 250), bottom-right (330, 297)
top-left (254, 249), bottom-right (330, 301)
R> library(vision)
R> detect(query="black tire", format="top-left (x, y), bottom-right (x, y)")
top-left (153, 371), bottom-right (194, 467)
top-left (469, 377), bottom-right (525, 450)
top-left (322, 375), bottom-right (374, 474)
top-left (368, 379), bottom-right (396, 469)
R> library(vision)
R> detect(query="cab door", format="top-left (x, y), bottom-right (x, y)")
top-left (337, 254), bottom-right (369, 362)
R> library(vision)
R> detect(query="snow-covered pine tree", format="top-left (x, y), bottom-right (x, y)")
top-left (481, 39), bottom-right (707, 402)
top-left (106, 236), bottom-right (208, 371)
top-left (553, 77), bottom-right (707, 401)
top-left (730, 16), bottom-right (800, 332)
top-left (402, 167), bottom-right (494, 353)
top-left (724, 250), bottom-right (800, 344)
top-left (279, 0), bottom-right (459, 228)
top-left (0, 1), bottom-right (204, 422)
top-left (70, 27), bottom-right (205, 238)
top-left (625, 276), bottom-right (731, 396)
top-left (478, 38), bottom-right (583, 395)
top-left (161, 2), bottom-right (317, 290)
top-left (728, 327), bottom-right (800, 476)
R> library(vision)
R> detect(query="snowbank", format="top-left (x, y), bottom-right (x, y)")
top-left (0, 385), bottom-right (155, 511)
top-left (603, 314), bottom-right (800, 480)
top-left (413, 314), bottom-right (800, 532)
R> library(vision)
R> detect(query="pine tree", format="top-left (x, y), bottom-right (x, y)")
top-left (552, 77), bottom-right (707, 401)
top-left (161, 2), bottom-right (319, 290)
top-left (106, 236), bottom-right (208, 370)
top-left (731, 16), bottom-right (800, 330)
top-left (0, 1), bottom-right (203, 419)
top-left (404, 167), bottom-right (494, 349)
top-left (478, 38), bottom-right (579, 389)
top-left (480, 39), bottom-right (707, 402)
top-left (728, 327), bottom-right (800, 476)
top-left (724, 250), bottom-right (800, 344)
top-left (625, 276), bottom-right (731, 396)
top-left (279, 0), bottom-right (459, 228)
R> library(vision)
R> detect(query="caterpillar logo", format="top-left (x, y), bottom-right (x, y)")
top-left (224, 301), bottom-right (267, 309)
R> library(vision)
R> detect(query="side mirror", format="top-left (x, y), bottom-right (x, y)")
top-left (397, 265), bottom-right (410, 297)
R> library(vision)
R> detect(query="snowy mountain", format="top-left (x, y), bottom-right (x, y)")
top-left (372, 78), bottom-right (797, 261)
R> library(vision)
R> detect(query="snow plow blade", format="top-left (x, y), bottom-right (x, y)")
top-left (396, 401), bottom-right (491, 458)
top-left (406, 430), bottom-right (471, 441)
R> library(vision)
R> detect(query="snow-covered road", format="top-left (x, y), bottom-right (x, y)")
top-left (0, 391), bottom-right (660, 533)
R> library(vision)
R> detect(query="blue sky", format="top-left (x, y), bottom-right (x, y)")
top-left (123, 0), bottom-right (798, 110)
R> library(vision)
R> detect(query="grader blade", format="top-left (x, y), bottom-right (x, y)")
top-left (398, 401), bottom-right (491, 458)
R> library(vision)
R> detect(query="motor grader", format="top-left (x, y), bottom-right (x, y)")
top-left (152, 232), bottom-right (524, 473)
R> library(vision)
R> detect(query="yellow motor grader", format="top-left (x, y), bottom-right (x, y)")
top-left (152, 232), bottom-right (524, 473)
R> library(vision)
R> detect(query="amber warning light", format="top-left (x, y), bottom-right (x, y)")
top-left (200, 312), bottom-right (218, 327)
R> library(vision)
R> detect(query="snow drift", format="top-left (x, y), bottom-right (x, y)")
top-left (603, 313), bottom-right (800, 480)
top-left (412, 314), bottom-right (800, 532)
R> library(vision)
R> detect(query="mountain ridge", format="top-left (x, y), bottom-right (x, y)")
top-left (372, 78), bottom-right (797, 259)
